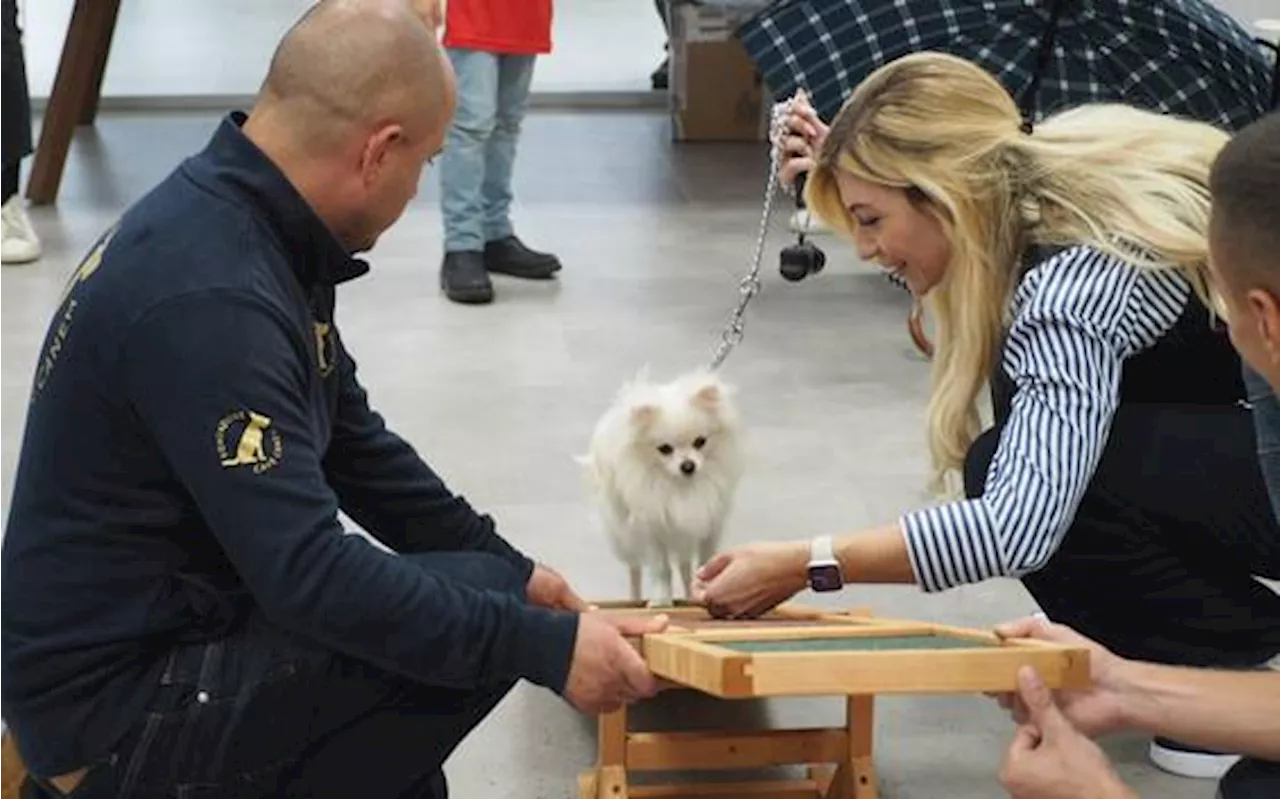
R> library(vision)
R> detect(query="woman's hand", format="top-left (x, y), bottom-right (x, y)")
top-left (690, 541), bottom-right (809, 618)
top-left (990, 615), bottom-right (1131, 738)
top-left (778, 91), bottom-right (830, 188)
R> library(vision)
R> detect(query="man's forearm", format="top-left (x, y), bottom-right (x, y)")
top-left (1114, 660), bottom-right (1280, 760)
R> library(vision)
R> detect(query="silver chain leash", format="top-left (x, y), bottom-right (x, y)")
top-left (707, 95), bottom-right (799, 372)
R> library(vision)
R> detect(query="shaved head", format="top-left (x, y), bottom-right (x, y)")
top-left (1207, 112), bottom-right (1280, 393)
top-left (241, 0), bottom-right (456, 252)
top-left (252, 0), bottom-right (450, 152)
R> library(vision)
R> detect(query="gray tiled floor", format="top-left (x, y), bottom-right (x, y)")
top-left (1, 110), bottom-right (1216, 798)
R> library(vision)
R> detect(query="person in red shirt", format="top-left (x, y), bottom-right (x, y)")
top-left (421, 0), bottom-right (562, 304)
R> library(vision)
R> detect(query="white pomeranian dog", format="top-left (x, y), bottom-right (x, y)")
top-left (578, 368), bottom-right (744, 605)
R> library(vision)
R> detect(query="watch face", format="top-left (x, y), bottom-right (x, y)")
top-left (808, 563), bottom-right (842, 592)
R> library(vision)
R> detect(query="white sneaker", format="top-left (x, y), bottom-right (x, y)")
top-left (1148, 654), bottom-right (1279, 779)
top-left (2, 195), bottom-right (42, 264)
top-left (1149, 737), bottom-right (1240, 779)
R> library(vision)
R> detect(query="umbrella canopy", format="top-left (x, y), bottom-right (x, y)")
top-left (736, 0), bottom-right (1275, 133)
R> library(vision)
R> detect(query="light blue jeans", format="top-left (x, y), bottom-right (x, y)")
top-left (439, 49), bottom-right (536, 253)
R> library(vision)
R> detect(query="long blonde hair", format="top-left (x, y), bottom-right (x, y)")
top-left (806, 52), bottom-right (1230, 494)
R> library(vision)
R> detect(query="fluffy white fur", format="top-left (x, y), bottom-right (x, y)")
top-left (578, 368), bottom-right (744, 605)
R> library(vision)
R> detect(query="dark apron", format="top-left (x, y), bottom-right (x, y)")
top-left (0, 0), bottom-right (33, 170)
top-left (964, 246), bottom-right (1280, 668)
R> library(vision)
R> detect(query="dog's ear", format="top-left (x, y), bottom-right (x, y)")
top-left (629, 403), bottom-right (657, 427)
top-left (692, 380), bottom-right (723, 409)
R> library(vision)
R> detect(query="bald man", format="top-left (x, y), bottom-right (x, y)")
top-left (1, 2), bottom-right (663, 797)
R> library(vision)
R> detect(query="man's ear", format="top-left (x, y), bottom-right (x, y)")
top-left (359, 123), bottom-right (405, 185)
top-left (1247, 288), bottom-right (1280, 362)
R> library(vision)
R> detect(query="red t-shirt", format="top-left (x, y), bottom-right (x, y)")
top-left (442, 0), bottom-right (554, 55)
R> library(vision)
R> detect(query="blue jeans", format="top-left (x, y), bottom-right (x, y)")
top-left (25, 552), bottom-right (526, 799)
top-left (438, 49), bottom-right (536, 253)
top-left (1224, 366), bottom-right (1280, 798)
top-left (1243, 364), bottom-right (1280, 522)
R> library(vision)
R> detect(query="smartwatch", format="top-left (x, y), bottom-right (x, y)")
top-left (806, 535), bottom-right (844, 592)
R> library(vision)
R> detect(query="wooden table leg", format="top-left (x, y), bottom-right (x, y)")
top-left (847, 695), bottom-right (877, 799)
top-left (586, 707), bottom-right (628, 799)
top-left (829, 696), bottom-right (876, 799)
top-left (79, 0), bottom-right (123, 125)
top-left (27, 0), bottom-right (123, 205)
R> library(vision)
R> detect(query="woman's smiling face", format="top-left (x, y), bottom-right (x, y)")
top-left (835, 170), bottom-right (953, 296)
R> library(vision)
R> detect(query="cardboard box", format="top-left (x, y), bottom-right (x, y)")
top-left (668, 1), bottom-right (772, 142)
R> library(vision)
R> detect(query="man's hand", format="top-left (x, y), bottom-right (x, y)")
top-left (690, 542), bottom-right (808, 619)
top-left (991, 615), bottom-right (1129, 737)
top-left (999, 667), bottom-right (1138, 799)
top-left (563, 612), bottom-right (669, 714)
top-left (410, 0), bottom-right (443, 30)
top-left (526, 564), bottom-right (588, 612)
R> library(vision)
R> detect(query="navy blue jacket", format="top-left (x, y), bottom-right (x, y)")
top-left (1, 113), bottom-right (579, 777)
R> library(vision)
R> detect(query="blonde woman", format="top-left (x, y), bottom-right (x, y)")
top-left (691, 52), bottom-right (1280, 778)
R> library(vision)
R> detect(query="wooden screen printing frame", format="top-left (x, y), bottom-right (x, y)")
top-left (578, 601), bottom-right (1090, 799)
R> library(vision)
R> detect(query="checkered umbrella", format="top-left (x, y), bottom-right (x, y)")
top-left (736, 0), bottom-right (1275, 134)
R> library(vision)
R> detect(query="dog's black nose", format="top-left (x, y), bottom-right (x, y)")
top-left (680, 460), bottom-right (696, 475)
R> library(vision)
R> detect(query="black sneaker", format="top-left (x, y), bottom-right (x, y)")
top-left (651, 57), bottom-right (669, 90)
top-left (482, 235), bottom-right (561, 280)
top-left (440, 250), bottom-right (493, 304)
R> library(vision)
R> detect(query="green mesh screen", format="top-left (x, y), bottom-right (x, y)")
top-left (716, 634), bottom-right (993, 653)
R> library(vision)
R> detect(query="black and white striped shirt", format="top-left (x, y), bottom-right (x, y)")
top-left (901, 245), bottom-right (1193, 593)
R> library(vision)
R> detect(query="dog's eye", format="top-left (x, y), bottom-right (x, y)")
top-left (657, 444), bottom-right (674, 456)
top-left (693, 437), bottom-right (707, 449)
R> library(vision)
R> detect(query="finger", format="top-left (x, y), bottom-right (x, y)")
top-left (784, 115), bottom-right (820, 142)
top-left (1010, 695), bottom-right (1030, 726)
top-left (779, 157), bottom-right (815, 185)
top-left (615, 645), bottom-right (660, 699)
top-left (744, 595), bottom-right (785, 620)
top-left (697, 552), bottom-right (733, 581)
top-left (1005, 723), bottom-right (1043, 759)
top-left (1015, 666), bottom-right (1068, 735)
top-left (993, 613), bottom-right (1050, 641)
top-left (704, 600), bottom-right (732, 620)
top-left (781, 134), bottom-right (813, 157)
top-left (792, 107), bottom-right (823, 136)
top-left (611, 613), bottom-right (670, 637)
top-left (689, 579), bottom-right (709, 604)
top-left (559, 588), bottom-right (589, 612)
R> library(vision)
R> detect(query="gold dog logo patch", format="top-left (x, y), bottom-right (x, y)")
top-left (216, 410), bottom-right (283, 474)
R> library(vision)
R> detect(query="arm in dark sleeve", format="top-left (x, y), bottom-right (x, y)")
top-left (321, 334), bottom-right (530, 579)
top-left (119, 290), bottom-right (576, 692)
